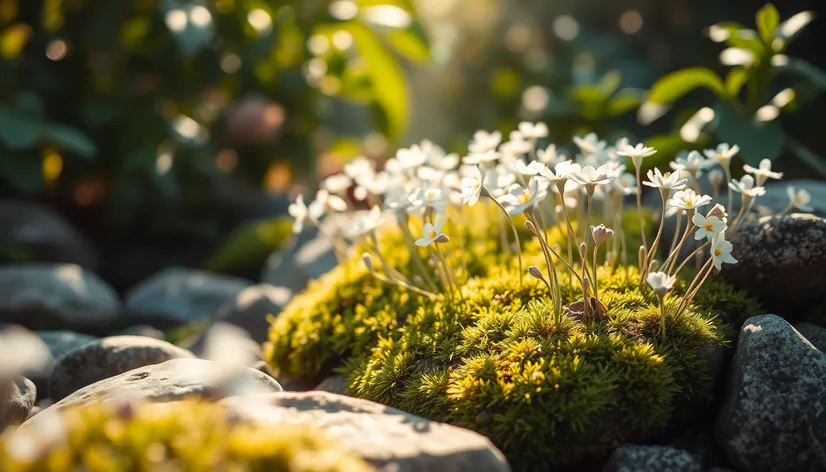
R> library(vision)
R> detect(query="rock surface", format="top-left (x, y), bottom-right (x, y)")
top-left (35, 358), bottom-right (283, 416)
top-left (124, 267), bottom-right (253, 327)
top-left (721, 214), bottom-right (826, 308)
top-left (209, 284), bottom-right (292, 343)
top-left (1, 378), bottom-right (36, 430)
top-left (261, 223), bottom-right (337, 293)
top-left (716, 314), bottom-right (826, 471)
top-left (49, 335), bottom-right (195, 402)
top-left (794, 322), bottom-right (826, 352)
top-left (32, 331), bottom-right (97, 399)
top-left (0, 264), bottom-right (121, 331)
top-left (0, 200), bottom-right (97, 270)
top-left (315, 375), bottom-right (348, 395)
top-left (114, 325), bottom-right (164, 340)
top-left (221, 391), bottom-right (511, 472)
top-left (602, 445), bottom-right (702, 472)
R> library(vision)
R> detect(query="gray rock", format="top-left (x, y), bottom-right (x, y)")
top-left (0, 200), bottom-right (97, 270)
top-left (261, 221), bottom-right (337, 293)
top-left (49, 335), bottom-right (195, 402)
top-left (721, 214), bottom-right (826, 307)
top-left (34, 358), bottom-right (282, 416)
top-left (221, 391), bottom-right (511, 472)
top-left (315, 375), bottom-right (348, 395)
top-left (793, 322), bottom-right (826, 352)
top-left (603, 445), bottom-right (701, 472)
top-left (115, 325), bottom-right (165, 340)
top-left (0, 264), bottom-right (121, 330)
top-left (716, 314), bottom-right (826, 471)
top-left (32, 331), bottom-right (97, 400)
top-left (1, 378), bottom-right (35, 430)
top-left (124, 267), bottom-right (253, 327)
top-left (209, 284), bottom-right (292, 343)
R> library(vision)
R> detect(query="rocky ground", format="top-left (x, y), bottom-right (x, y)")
top-left (2, 180), bottom-right (826, 471)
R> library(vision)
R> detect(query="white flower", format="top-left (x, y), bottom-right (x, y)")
top-left (537, 144), bottom-right (562, 165)
top-left (308, 189), bottom-right (348, 220)
top-left (468, 130), bottom-right (502, 154)
top-left (729, 175), bottom-right (766, 198)
top-left (499, 177), bottom-right (549, 216)
top-left (500, 133), bottom-right (533, 161)
top-left (344, 156), bottom-right (375, 179)
top-left (704, 143), bottom-right (740, 171)
top-left (396, 145), bottom-right (428, 170)
top-left (707, 168), bottom-right (725, 190)
top-left (710, 233), bottom-right (737, 270)
top-left (692, 213), bottom-right (726, 241)
top-left (667, 189), bottom-right (713, 211)
top-left (288, 195), bottom-right (309, 233)
top-left (415, 219), bottom-right (447, 246)
top-left (646, 271), bottom-right (676, 298)
top-left (643, 168), bottom-right (688, 192)
top-left (743, 158), bottom-right (783, 186)
top-left (613, 172), bottom-right (638, 196)
top-left (570, 164), bottom-right (614, 187)
top-left (461, 166), bottom-right (484, 206)
top-left (670, 150), bottom-right (710, 177)
top-left (431, 152), bottom-right (460, 170)
top-left (616, 142), bottom-right (657, 169)
top-left (591, 224), bottom-right (615, 247)
top-left (408, 186), bottom-right (450, 214)
top-left (350, 205), bottom-right (385, 236)
top-left (322, 173), bottom-right (353, 194)
top-left (354, 170), bottom-right (390, 200)
top-left (518, 121), bottom-right (549, 140)
top-left (513, 159), bottom-right (545, 176)
top-left (787, 186), bottom-right (813, 212)
top-left (0, 326), bottom-right (50, 380)
top-left (462, 149), bottom-right (500, 166)
top-left (573, 132), bottom-right (607, 155)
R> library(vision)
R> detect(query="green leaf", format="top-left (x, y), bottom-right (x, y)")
top-left (640, 133), bottom-right (691, 171)
top-left (43, 123), bottom-right (96, 158)
top-left (709, 22), bottom-right (765, 55)
top-left (384, 25), bottom-right (429, 62)
top-left (777, 11), bottom-right (814, 42)
top-left (204, 217), bottom-right (294, 272)
top-left (713, 100), bottom-right (784, 165)
top-left (776, 58), bottom-right (826, 90)
top-left (0, 106), bottom-right (40, 150)
top-left (346, 22), bottom-right (409, 140)
top-left (645, 67), bottom-right (727, 105)
top-left (605, 89), bottom-right (643, 117)
top-left (756, 4), bottom-right (780, 43)
top-left (725, 68), bottom-right (751, 96)
top-left (600, 70), bottom-right (622, 96)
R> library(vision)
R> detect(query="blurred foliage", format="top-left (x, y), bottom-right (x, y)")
top-left (0, 0), bottom-right (429, 222)
top-left (638, 4), bottom-right (826, 174)
top-left (204, 214), bottom-right (292, 272)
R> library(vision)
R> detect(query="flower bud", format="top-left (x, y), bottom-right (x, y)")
top-left (579, 242), bottom-right (588, 260)
top-left (706, 203), bottom-right (727, 222)
top-left (362, 252), bottom-right (374, 272)
top-left (638, 245), bottom-right (647, 270)
top-left (435, 234), bottom-right (450, 243)
top-left (582, 275), bottom-right (591, 296)
top-left (527, 265), bottom-right (546, 282)
top-left (525, 220), bottom-right (538, 235)
top-left (590, 224), bottom-right (615, 247)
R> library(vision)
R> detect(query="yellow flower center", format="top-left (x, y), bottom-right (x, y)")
top-left (518, 190), bottom-right (531, 205)
top-left (428, 230), bottom-right (437, 239)
top-left (473, 182), bottom-right (480, 190)
top-left (714, 248), bottom-right (722, 256)
top-left (704, 223), bottom-right (713, 231)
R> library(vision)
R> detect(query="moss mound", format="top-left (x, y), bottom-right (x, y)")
top-left (264, 206), bottom-right (760, 470)
top-left (0, 400), bottom-right (370, 472)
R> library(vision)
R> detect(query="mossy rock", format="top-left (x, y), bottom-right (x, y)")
top-left (0, 399), bottom-right (371, 471)
top-left (264, 206), bottom-right (760, 470)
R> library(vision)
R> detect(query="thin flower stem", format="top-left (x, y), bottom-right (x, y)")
top-left (727, 195), bottom-right (747, 235)
top-left (643, 191), bottom-right (668, 280)
top-left (672, 241), bottom-right (710, 277)
top-left (428, 246), bottom-right (453, 300)
top-left (667, 210), bottom-right (683, 263)
top-left (398, 219), bottom-right (439, 293)
top-left (725, 168), bottom-right (734, 217)
top-left (369, 271), bottom-right (438, 299)
top-left (730, 197), bottom-right (757, 233)
top-left (488, 195), bottom-right (524, 288)
top-left (435, 243), bottom-right (464, 302)
top-left (635, 166), bottom-right (648, 250)
top-left (658, 296), bottom-right (667, 342)
top-left (677, 259), bottom-right (714, 317)
top-left (662, 209), bottom-right (695, 274)
top-left (592, 245), bottom-right (600, 304)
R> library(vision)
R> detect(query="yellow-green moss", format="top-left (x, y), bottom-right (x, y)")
top-left (264, 205), bottom-right (761, 470)
top-left (0, 400), bottom-right (371, 472)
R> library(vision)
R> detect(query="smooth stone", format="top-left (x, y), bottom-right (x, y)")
top-left (794, 322), bottom-right (826, 352)
top-left (315, 375), bottom-right (348, 395)
top-left (1, 378), bottom-right (35, 431)
top-left (32, 331), bottom-right (97, 400)
top-left (721, 214), bottom-right (826, 308)
top-left (124, 267), bottom-right (253, 327)
top-left (716, 314), bottom-right (826, 471)
top-left (207, 284), bottom-right (292, 343)
top-left (0, 200), bottom-right (97, 270)
top-left (34, 358), bottom-right (282, 416)
top-left (114, 325), bottom-right (165, 340)
top-left (602, 445), bottom-right (701, 472)
top-left (221, 391), bottom-right (511, 472)
top-left (49, 335), bottom-right (195, 402)
top-left (0, 264), bottom-right (121, 331)
top-left (260, 220), bottom-right (338, 293)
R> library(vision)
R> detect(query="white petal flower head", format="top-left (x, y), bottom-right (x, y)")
top-left (500, 134), bottom-right (533, 161)
top-left (646, 271), bottom-right (676, 298)
top-left (591, 224), bottom-right (615, 247)
top-left (667, 189), bottom-right (713, 211)
top-left (469, 130), bottom-right (502, 154)
top-left (787, 186), bottom-right (814, 212)
top-left (288, 195), bottom-right (309, 233)
top-left (408, 186), bottom-right (450, 214)
top-left (396, 145), bottom-right (428, 170)
top-left (309, 189), bottom-right (347, 221)
top-left (462, 149), bottom-right (500, 166)
top-left (415, 219), bottom-right (447, 247)
top-left (692, 213), bottom-right (726, 241)
top-left (704, 143), bottom-right (740, 171)
top-left (537, 144), bottom-right (563, 165)
top-left (461, 165), bottom-right (484, 206)
top-left (571, 164), bottom-right (614, 187)
top-left (350, 205), bottom-right (385, 236)
top-left (616, 142), bottom-right (657, 169)
top-left (500, 177), bottom-right (549, 216)
top-left (707, 168), bottom-right (725, 190)
top-left (670, 150), bottom-right (710, 177)
top-left (729, 175), bottom-right (766, 198)
top-left (573, 132), bottom-right (607, 156)
top-left (518, 121), bottom-right (549, 140)
top-left (744, 158), bottom-right (783, 186)
top-left (322, 173), bottom-right (353, 194)
top-left (613, 172), bottom-right (638, 195)
top-left (513, 159), bottom-right (545, 176)
top-left (431, 152), bottom-right (460, 170)
top-left (344, 156), bottom-right (375, 179)
top-left (643, 168), bottom-right (688, 191)
top-left (711, 233), bottom-right (737, 270)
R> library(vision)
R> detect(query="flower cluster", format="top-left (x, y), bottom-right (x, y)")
top-left (288, 125), bottom-right (807, 339)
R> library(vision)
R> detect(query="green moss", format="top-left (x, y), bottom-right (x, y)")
top-left (0, 400), bottom-right (370, 472)
top-left (264, 205), bottom-right (761, 470)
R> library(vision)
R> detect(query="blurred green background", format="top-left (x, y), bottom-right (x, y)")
top-left (1, 0), bottom-right (825, 290)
